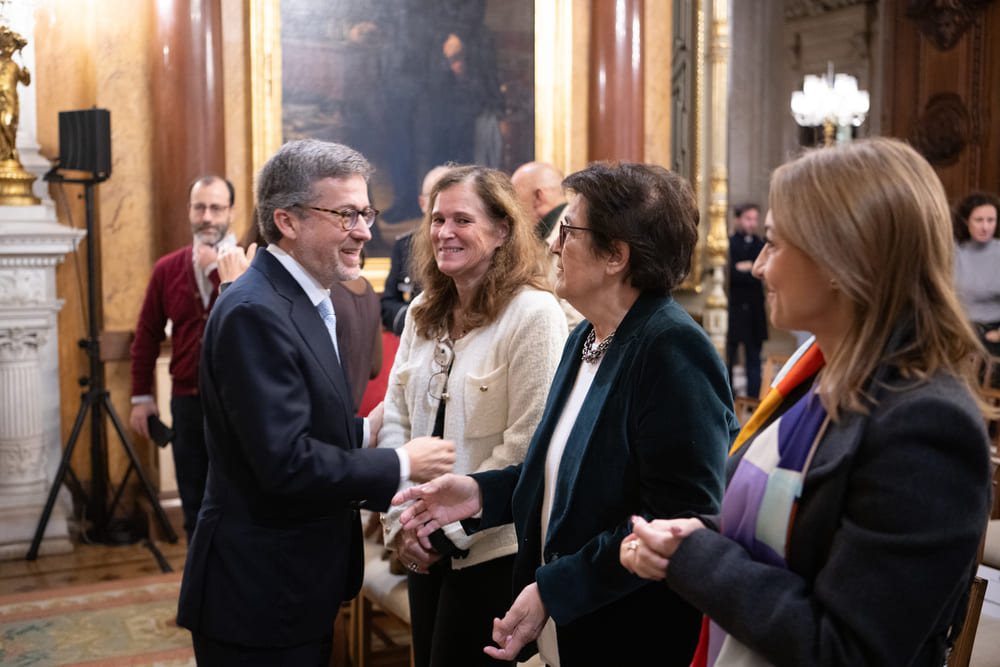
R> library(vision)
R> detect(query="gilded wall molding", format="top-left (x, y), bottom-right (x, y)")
top-left (702, 0), bottom-right (730, 353)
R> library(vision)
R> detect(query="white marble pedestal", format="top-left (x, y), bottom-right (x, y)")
top-left (0, 204), bottom-right (84, 560)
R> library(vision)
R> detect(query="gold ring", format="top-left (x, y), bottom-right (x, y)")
top-left (409, 561), bottom-right (418, 572)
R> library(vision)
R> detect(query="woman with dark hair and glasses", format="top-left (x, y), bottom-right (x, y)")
top-left (393, 162), bottom-right (737, 666)
top-left (379, 165), bottom-right (566, 667)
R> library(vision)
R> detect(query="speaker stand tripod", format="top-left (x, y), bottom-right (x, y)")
top-left (27, 174), bottom-right (177, 560)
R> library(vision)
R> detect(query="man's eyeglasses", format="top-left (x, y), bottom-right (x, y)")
top-left (299, 205), bottom-right (379, 231)
top-left (191, 203), bottom-right (230, 215)
top-left (558, 221), bottom-right (592, 246)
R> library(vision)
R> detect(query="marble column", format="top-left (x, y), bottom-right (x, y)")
top-left (588, 0), bottom-right (644, 162)
top-left (152, 0), bottom-right (226, 256)
top-left (0, 0), bottom-right (83, 560)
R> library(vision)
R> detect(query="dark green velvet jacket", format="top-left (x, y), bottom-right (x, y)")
top-left (472, 293), bottom-right (738, 666)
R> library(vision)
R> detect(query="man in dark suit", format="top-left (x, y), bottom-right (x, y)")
top-left (177, 139), bottom-right (454, 665)
top-left (726, 203), bottom-right (768, 397)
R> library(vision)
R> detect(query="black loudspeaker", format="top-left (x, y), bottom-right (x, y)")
top-left (58, 108), bottom-right (111, 177)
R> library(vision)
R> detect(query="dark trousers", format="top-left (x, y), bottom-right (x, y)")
top-left (192, 631), bottom-right (332, 666)
top-left (407, 554), bottom-right (516, 667)
top-left (727, 338), bottom-right (762, 399)
top-left (170, 395), bottom-right (209, 542)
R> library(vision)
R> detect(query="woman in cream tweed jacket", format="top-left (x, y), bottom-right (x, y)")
top-left (379, 165), bottom-right (566, 667)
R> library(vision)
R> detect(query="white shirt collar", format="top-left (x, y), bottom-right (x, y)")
top-left (266, 245), bottom-right (331, 307)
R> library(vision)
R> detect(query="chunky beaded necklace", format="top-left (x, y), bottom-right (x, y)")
top-left (581, 328), bottom-right (616, 363)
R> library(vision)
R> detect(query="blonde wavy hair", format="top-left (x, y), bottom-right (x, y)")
top-left (409, 165), bottom-right (550, 339)
top-left (769, 137), bottom-right (991, 419)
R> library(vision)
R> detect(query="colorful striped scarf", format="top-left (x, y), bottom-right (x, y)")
top-left (691, 340), bottom-right (826, 667)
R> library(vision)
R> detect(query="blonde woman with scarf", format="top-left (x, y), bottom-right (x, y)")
top-left (620, 137), bottom-right (994, 667)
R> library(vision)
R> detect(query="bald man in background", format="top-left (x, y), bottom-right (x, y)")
top-left (511, 160), bottom-right (581, 330)
top-left (511, 161), bottom-right (568, 243)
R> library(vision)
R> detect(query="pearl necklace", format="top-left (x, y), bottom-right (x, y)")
top-left (581, 328), bottom-right (616, 363)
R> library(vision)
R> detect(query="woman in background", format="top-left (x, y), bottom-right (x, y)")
top-left (953, 191), bottom-right (1000, 360)
top-left (380, 165), bottom-right (566, 667)
top-left (621, 137), bottom-right (993, 667)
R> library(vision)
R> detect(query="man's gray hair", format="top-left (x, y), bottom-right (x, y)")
top-left (256, 139), bottom-right (373, 244)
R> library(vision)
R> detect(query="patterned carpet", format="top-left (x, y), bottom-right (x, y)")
top-left (0, 573), bottom-right (194, 666)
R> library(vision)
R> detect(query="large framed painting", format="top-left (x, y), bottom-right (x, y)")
top-left (281, 0), bottom-right (536, 257)
top-left (251, 0), bottom-right (588, 290)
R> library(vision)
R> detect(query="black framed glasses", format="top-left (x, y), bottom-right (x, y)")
top-left (427, 337), bottom-right (455, 401)
top-left (558, 221), bottom-right (592, 246)
top-left (299, 205), bottom-right (379, 231)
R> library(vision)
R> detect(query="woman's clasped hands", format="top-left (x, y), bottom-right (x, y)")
top-left (620, 516), bottom-right (706, 582)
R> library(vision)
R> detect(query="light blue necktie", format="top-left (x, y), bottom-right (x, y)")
top-left (316, 297), bottom-right (341, 363)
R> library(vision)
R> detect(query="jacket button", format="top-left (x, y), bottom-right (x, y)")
top-left (480, 385), bottom-right (488, 392)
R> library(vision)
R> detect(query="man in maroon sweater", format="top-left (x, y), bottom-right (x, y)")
top-left (129, 175), bottom-right (236, 541)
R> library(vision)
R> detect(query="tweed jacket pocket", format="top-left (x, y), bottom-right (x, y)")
top-left (463, 362), bottom-right (509, 438)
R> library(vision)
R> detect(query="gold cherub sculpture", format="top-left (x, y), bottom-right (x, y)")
top-left (0, 23), bottom-right (39, 205)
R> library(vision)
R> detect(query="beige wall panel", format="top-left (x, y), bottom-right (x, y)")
top-left (645, 1), bottom-right (671, 168)
top-left (36, 0), bottom-right (158, 482)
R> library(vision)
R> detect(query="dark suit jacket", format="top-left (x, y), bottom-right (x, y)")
top-left (727, 233), bottom-right (767, 345)
top-left (380, 232), bottom-right (420, 335)
top-left (177, 250), bottom-right (400, 648)
top-left (667, 354), bottom-right (992, 666)
top-left (471, 293), bottom-right (738, 666)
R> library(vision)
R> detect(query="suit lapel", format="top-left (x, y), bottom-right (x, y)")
top-left (255, 252), bottom-right (354, 425)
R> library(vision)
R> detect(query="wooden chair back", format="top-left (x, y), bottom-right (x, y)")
top-left (947, 576), bottom-right (987, 667)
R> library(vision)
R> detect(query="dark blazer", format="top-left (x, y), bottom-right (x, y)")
top-left (667, 354), bottom-right (992, 666)
top-left (380, 232), bottom-right (420, 335)
top-left (472, 293), bottom-right (738, 666)
top-left (177, 250), bottom-right (400, 648)
top-left (727, 233), bottom-right (767, 345)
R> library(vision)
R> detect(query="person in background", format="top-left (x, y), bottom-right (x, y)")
top-left (512, 160), bottom-right (582, 330)
top-left (953, 191), bottom-right (1000, 361)
top-left (381, 165), bottom-right (452, 335)
top-left (511, 161), bottom-right (567, 242)
top-left (726, 203), bottom-right (768, 398)
top-left (177, 140), bottom-right (454, 665)
top-left (331, 249), bottom-right (383, 414)
top-left (394, 162), bottom-right (736, 666)
top-left (620, 137), bottom-right (993, 667)
top-left (380, 165), bottom-right (566, 667)
top-left (129, 174), bottom-right (236, 542)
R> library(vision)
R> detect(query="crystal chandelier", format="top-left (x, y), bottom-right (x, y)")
top-left (791, 62), bottom-right (870, 147)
